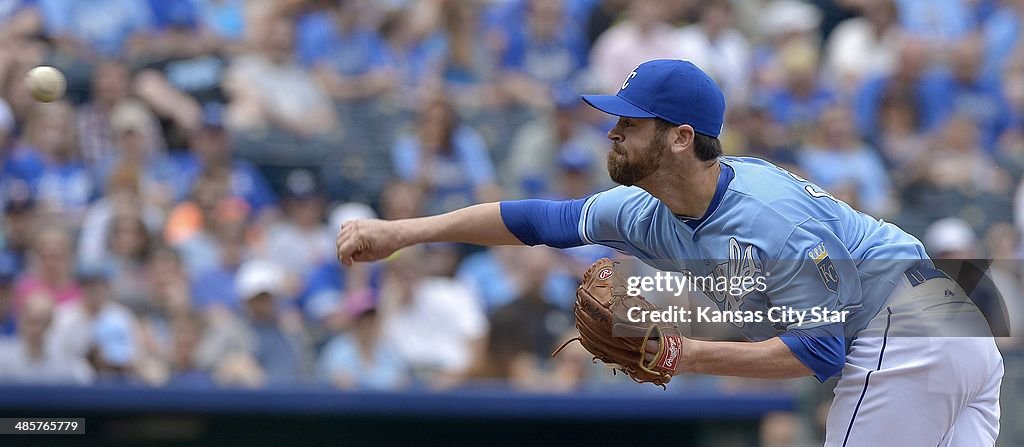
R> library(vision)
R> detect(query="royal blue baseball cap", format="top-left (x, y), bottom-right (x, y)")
top-left (582, 59), bottom-right (726, 137)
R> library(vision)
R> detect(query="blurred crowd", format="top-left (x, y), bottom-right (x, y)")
top-left (0, 0), bottom-right (1022, 415)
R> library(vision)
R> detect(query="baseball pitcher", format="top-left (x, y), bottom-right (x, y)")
top-left (335, 59), bottom-right (1002, 446)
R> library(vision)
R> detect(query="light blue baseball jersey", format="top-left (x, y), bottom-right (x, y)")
top-left (576, 156), bottom-right (929, 342)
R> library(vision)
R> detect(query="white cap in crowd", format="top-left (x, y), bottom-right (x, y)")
top-left (924, 218), bottom-right (977, 255)
top-left (236, 259), bottom-right (286, 300)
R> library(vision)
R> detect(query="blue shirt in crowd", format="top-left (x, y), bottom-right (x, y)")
top-left (39, 0), bottom-right (153, 56)
top-left (295, 11), bottom-right (392, 75)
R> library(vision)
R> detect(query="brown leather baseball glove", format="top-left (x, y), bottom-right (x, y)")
top-left (553, 258), bottom-right (683, 388)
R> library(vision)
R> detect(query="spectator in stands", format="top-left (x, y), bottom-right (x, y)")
top-left (851, 38), bottom-right (933, 156)
top-left (137, 244), bottom-right (191, 373)
top-left (48, 263), bottom-right (139, 382)
top-left (874, 86), bottom-right (929, 172)
top-left (260, 169), bottom-right (333, 283)
top-left (0, 292), bottom-right (94, 385)
top-left (0, 181), bottom-right (37, 272)
top-left (131, 0), bottom-right (233, 144)
top-left (456, 246), bottom-right (533, 314)
top-left (902, 114), bottom-right (1013, 235)
top-left (317, 290), bottom-right (408, 390)
top-left (173, 103), bottom-right (278, 215)
top-left (920, 34), bottom-right (1012, 151)
top-left (141, 244), bottom-right (191, 324)
top-left (763, 38), bottom-right (836, 143)
top-left (38, 0), bottom-right (154, 58)
top-left (137, 295), bottom-right (213, 388)
top-left (235, 259), bottom-right (311, 386)
top-left (13, 225), bottom-right (81, 312)
top-left (823, 0), bottom-right (902, 96)
top-left (436, 0), bottom-right (498, 109)
top-left (589, 0), bottom-right (684, 93)
top-left (796, 104), bottom-right (893, 216)
top-left (379, 245), bottom-right (487, 386)
top-left (392, 96), bottom-right (500, 215)
top-left (727, 99), bottom-right (797, 166)
top-left (77, 165), bottom-right (165, 271)
top-left (463, 248), bottom-right (578, 391)
top-left (223, 16), bottom-right (339, 138)
top-left (851, 37), bottom-right (933, 130)
top-left (99, 210), bottom-right (153, 311)
top-left (676, 0), bottom-right (751, 102)
top-left (748, 0), bottom-right (822, 93)
top-left (95, 100), bottom-right (179, 210)
top-left (75, 61), bottom-right (156, 167)
top-left (498, 0), bottom-right (589, 111)
top-left (189, 219), bottom-right (248, 313)
top-left (165, 165), bottom-right (247, 275)
top-left (296, 0), bottom-right (397, 103)
top-left (89, 295), bottom-right (143, 382)
top-left (487, 246), bottom-right (573, 359)
top-left (5, 101), bottom-right (95, 220)
top-left (166, 311), bottom-right (213, 386)
top-left (504, 87), bottom-right (608, 198)
top-left (377, 3), bottom-right (448, 109)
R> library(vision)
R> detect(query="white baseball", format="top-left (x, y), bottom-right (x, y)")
top-left (25, 66), bottom-right (67, 103)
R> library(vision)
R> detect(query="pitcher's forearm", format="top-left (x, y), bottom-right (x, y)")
top-left (679, 338), bottom-right (814, 379)
top-left (396, 202), bottom-right (523, 247)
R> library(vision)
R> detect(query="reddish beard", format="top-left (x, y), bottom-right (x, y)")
top-left (607, 136), bottom-right (667, 186)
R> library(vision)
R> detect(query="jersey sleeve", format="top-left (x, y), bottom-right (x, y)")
top-left (578, 186), bottom-right (651, 255)
top-left (779, 322), bottom-right (846, 382)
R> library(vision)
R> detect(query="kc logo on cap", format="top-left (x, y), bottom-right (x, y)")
top-left (621, 67), bottom-right (639, 91)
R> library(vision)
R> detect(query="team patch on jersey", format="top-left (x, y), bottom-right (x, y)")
top-left (809, 242), bottom-right (839, 293)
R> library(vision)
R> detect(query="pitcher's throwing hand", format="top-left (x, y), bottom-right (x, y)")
top-left (335, 219), bottom-right (403, 266)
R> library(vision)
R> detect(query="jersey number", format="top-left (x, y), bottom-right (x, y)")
top-left (780, 168), bottom-right (838, 202)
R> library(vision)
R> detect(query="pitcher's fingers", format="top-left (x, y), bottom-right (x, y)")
top-left (335, 227), bottom-right (349, 257)
top-left (336, 233), bottom-right (358, 266)
top-left (335, 223), bottom-right (351, 251)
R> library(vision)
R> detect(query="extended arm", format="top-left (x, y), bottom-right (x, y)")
top-left (336, 203), bottom-right (518, 265)
top-left (335, 199), bottom-right (588, 265)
